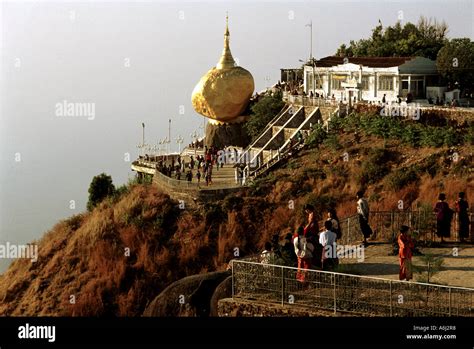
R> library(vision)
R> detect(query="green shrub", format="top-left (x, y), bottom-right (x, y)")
top-left (385, 167), bottom-right (420, 190)
top-left (112, 184), bottom-right (130, 202)
top-left (245, 91), bottom-right (285, 140)
top-left (322, 133), bottom-right (342, 150)
top-left (357, 148), bottom-right (392, 185)
top-left (414, 253), bottom-right (444, 284)
top-left (305, 123), bottom-right (327, 148)
top-left (87, 173), bottom-right (115, 211)
top-left (350, 112), bottom-right (468, 148)
top-left (465, 121), bottom-right (474, 145)
top-left (443, 127), bottom-right (464, 147)
top-left (420, 127), bottom-right (446, 147)
top-left (401, 124), bottom-right (422, 147)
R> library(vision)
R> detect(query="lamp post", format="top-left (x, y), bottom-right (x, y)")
top-left (176, 135), bottom-right (184, 154)
top-left (163, 137), bottom-right (171, 162)
top-left (158, 138), bottom-right (165, 157)
top-left (198, 124), bottom-right (204, 142)
top-left (168, 119), bottom-right (171, 154)
top-left (264, 76), bottom-right (271, 89)
top-left (190, 130), bottom-right (198, 157)
top-left (305, 20), bottom-right (313, 60)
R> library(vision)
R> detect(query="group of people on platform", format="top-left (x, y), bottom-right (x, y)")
top-left (155, 146), bottom-right (228, 186)
top-left (260, 190), bottom-right (471, 284)
top-left (260, 203), bottom-right (343, 283)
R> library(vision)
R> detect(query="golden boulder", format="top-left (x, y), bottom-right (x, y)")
top-left (191, 16), bottom-right (254, 124)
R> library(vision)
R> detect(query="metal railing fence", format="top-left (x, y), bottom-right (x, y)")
top-left (232, 257), bottom-right (474, 317)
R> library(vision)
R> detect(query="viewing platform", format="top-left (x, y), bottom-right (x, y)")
top-left (131, 153), bottom-right (242, 206)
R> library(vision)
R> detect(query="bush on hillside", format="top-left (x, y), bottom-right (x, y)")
top-left (357, 148), bottom-right (392, 185)
top-left (87, 173), bottom-right (115, 211)
top-left (305, 123), bottom-right (327, 148)
top-left (385, 167), bottom-right (420, 191)
top-left (244, 91), bottom-right (285, 140)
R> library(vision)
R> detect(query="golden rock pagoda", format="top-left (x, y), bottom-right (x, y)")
top-left (191, 16), bottom-right (255, 125)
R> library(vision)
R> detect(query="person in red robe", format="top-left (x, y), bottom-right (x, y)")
top-left (303, 204), bottom-right (321, 268)
top-left (398, 225), bottom-right (414, 281)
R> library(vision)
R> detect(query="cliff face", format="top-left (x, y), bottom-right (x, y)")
top-left (0, 123), bottom-right (472, 316)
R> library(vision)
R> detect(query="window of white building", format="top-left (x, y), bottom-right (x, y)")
top-left (361, 76), bottom-right (370, 90)
top-left (332, 77), bottom-right (344, 90)
top-left (378, 76), bottom-right (394, 91)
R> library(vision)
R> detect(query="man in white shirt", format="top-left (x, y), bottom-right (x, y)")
top-left (319, 220), bottom-right (337, 271)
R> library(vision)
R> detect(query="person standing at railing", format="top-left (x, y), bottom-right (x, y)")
top-left (327, 209), bottom-right (342, 241)
top-left (196, 169), bottom-right (201, 185)
top-left (303, 204), bottom-right (321, 268)
top-left (281, 233), bottom-right (297, 267)
top-left (186, 169), bottom-right (193, 183)
top-left (294, 226), bottom-right (314, 283)
top-left (434, 193), bottom-right (453, 243)
top-left (398, 225), bottom-right (414, 281)
top-left (260, 242), bottom-right (273, 264)
top-left (357, 191), bottom-right (372, 246)
top-left (320, 220), bottom-right (338, 271)
top-left (455, 192), bottom-right (469, 243)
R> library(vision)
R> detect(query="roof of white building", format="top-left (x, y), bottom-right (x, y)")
top-left (308, 56), bottom-right (438, 74)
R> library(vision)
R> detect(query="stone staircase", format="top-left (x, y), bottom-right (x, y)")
top-left (238, 104), bottom-right (327, 182)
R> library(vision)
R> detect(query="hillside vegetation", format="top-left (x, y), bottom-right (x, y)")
top-left (0, 109), bottom-right (472, 316)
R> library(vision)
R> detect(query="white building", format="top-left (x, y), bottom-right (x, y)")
top-left (303, 56), bottom-right (440, 102)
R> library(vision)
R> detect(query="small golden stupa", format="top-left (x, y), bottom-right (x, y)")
top-left (191, 15), bottom-right (255, 125)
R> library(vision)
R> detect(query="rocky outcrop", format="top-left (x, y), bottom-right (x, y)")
top-left (205, 122), bottom-right (251, 148)
top-left (210, 276), bottom-right (232, 316)
top-left (143, 271), bottom-right (230, 317)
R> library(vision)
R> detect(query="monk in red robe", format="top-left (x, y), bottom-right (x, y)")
top-left (398, 225), bottom-right (414, 281)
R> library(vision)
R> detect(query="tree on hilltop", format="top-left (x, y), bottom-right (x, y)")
top-left (87, 173), bottom-right (115, 211)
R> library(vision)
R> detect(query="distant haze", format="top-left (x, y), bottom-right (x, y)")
top-left (0, 0), bottom-right (472, 273)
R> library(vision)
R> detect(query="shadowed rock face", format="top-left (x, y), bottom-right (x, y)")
top-left (205, 122), bottom-right (251, 148)
top-left (210, 276), bottom-right (233, 317)
top-left (142, 271), bottom-right (230, 317)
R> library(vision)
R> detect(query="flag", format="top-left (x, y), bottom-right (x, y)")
top-left (142, 122), bottom-right (145, 128)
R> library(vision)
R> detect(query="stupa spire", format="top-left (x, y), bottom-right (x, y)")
top-left (217, 13), bottom-right (236, 69)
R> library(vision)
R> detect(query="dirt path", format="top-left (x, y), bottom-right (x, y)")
top-left (341, 243), bottom-right (474, 288)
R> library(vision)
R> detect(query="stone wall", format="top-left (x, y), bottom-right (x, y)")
top-left (217, 298), bottom-right (343, 317)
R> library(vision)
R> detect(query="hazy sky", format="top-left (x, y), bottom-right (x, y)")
top-left (0, 0), bottom-right (472, 272)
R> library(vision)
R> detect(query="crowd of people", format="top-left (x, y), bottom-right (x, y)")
top-left (155, 146), bottom-right (228, 186)
top-left (259, 203), bottom-right (343, 283)
top-left (260, 190), bottom-right (470, 284)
